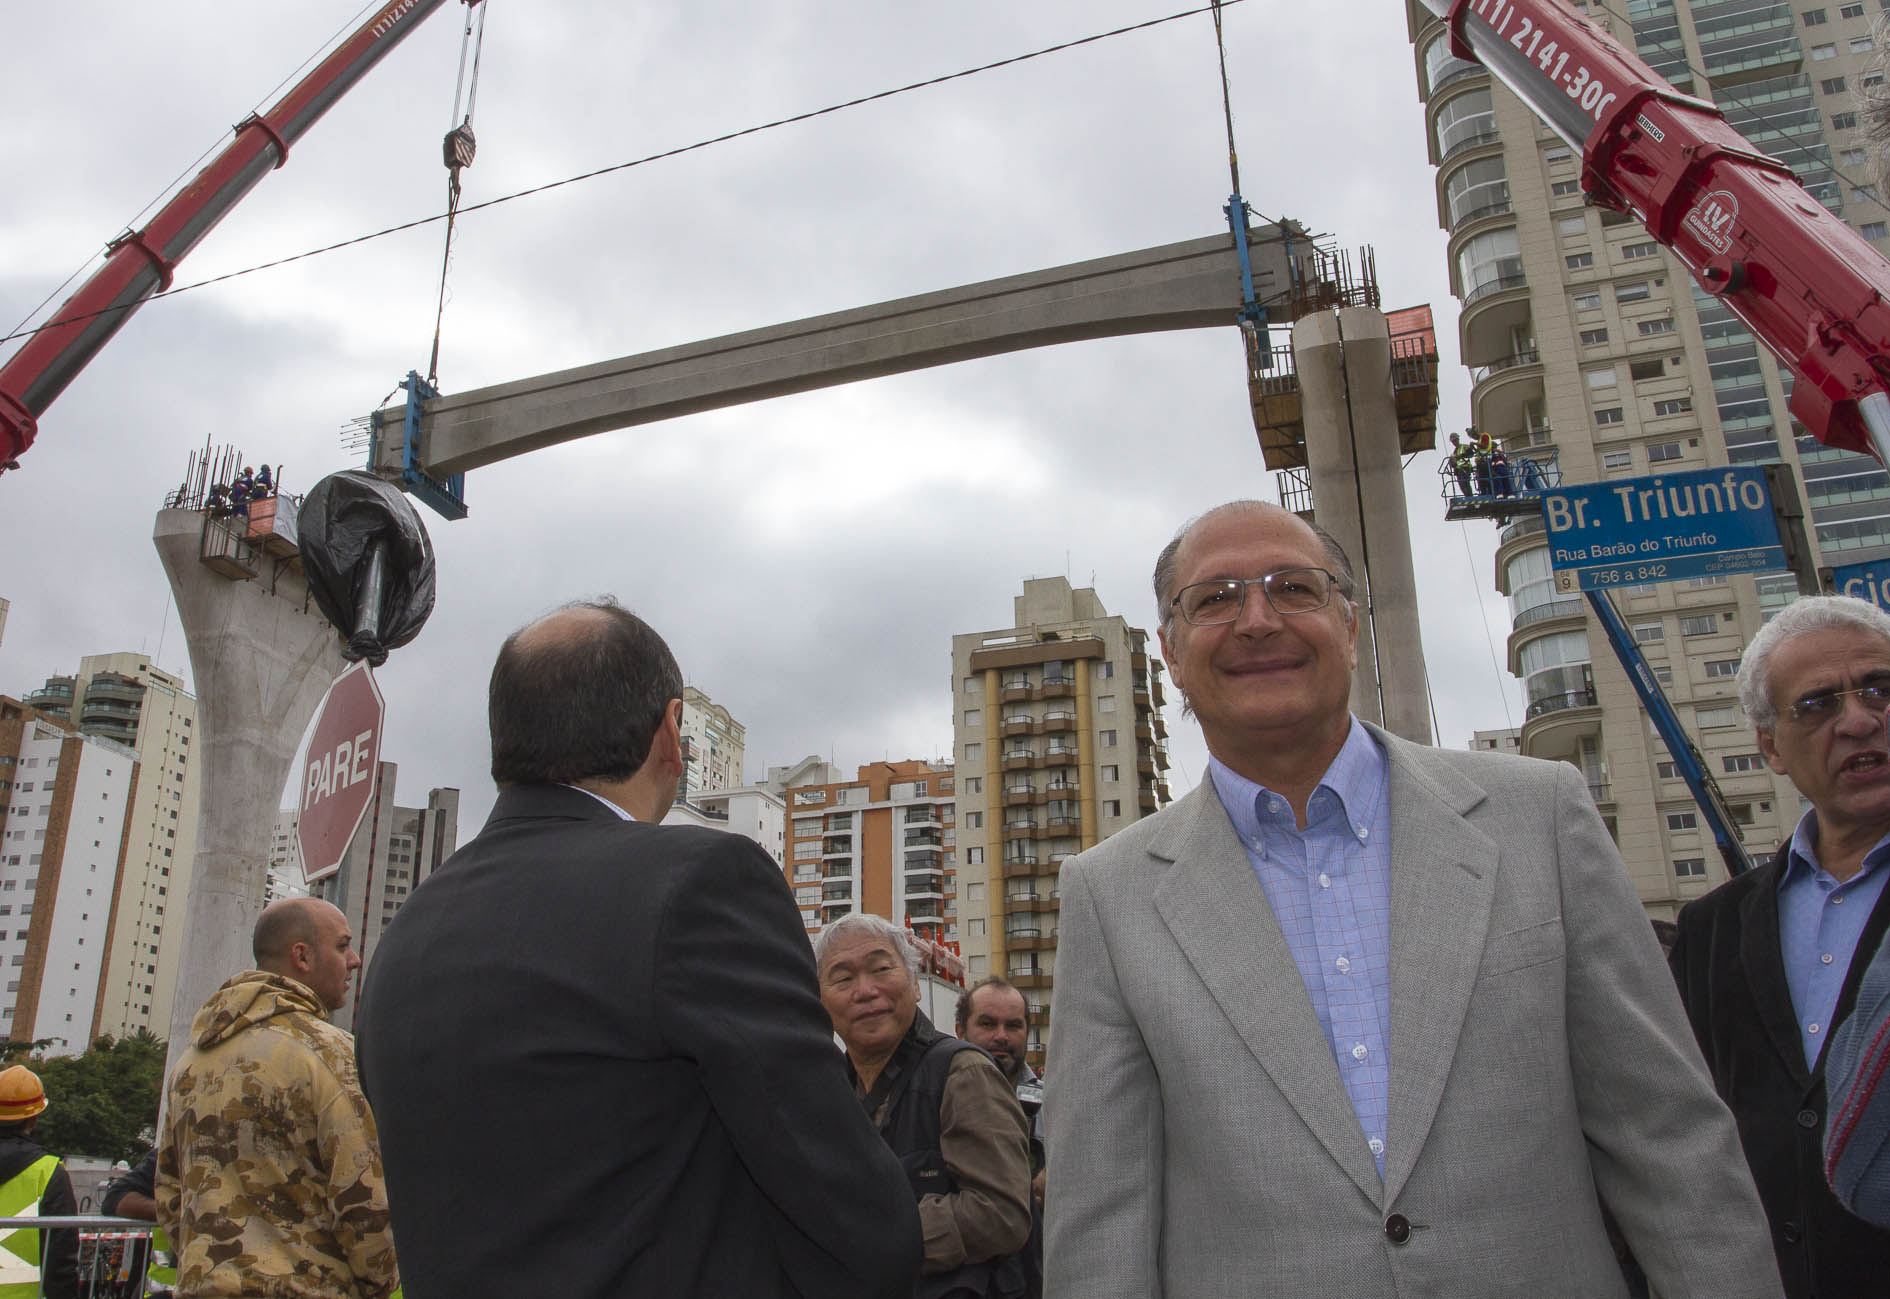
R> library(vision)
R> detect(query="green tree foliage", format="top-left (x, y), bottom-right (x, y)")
top-left (11, 1032), bottom-right (165, 1162)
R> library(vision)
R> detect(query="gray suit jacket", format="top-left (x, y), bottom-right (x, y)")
top-left (1043, 723), bottom-right (1779, 1298)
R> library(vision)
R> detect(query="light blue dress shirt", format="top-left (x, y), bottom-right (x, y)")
top-left (1777, 811), bottom-right (1890, 1070)
top-left (1209, 718), bottom-right (1393, 1177)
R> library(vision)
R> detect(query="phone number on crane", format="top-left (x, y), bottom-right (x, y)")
top-left (1468, 0), bottom-right (1620, 121)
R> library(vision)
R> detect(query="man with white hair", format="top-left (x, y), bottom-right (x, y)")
top-left (1671, 593), bottom-right (1890, 1298)
top-left (816, 913), bottom-right (1032, 1298)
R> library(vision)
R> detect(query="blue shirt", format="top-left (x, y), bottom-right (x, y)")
top-left (1209, 718), bottom-right (1393, 1177)
top-left (1776, 811), bottom-right (1890, 1070)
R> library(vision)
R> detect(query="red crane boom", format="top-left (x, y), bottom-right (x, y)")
top-left (1424, 0), bottom-right (1890, 467)
top-left (0, 0), bottom-right (474, 474)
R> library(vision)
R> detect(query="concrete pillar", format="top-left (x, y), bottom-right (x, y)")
top-left (1292, 309), bottom-right (1432, 745)
top-left (153, 509), bottom-right (347, 1067)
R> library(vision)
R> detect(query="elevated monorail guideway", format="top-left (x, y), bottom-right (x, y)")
top-left (367, 223), bottom-right (1330, 486)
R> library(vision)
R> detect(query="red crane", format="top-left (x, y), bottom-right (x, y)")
top-left (1424, 0), bottom-right (1890, 468)
top-left (0, 0), bottom-right (477, 474)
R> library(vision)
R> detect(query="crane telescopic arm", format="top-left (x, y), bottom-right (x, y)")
top-left (1420, 0), bottom-right (1890, 467)
top-left (0, 0), bottom-right (478, 474)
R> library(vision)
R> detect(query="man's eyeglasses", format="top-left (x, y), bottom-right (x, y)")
top-left (1170, 569), bottom-right (1347, 626)
top-left (1785, 681), bottom-right (1890, 725)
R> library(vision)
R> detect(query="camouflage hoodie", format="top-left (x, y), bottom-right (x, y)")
top-left (156, 971), bottom-right (397, 1299)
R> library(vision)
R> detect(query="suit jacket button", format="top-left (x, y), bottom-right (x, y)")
top-left (1796, 1107), bottom-right (1819, 1129)
top-left (1781, 1221), bottom-right (1803, 1245)
top-left (1385, 1214), bottom-right (1411, 1245)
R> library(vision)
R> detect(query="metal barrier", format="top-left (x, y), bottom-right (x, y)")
top-left (0, 1215), bottom-right (166, 1298)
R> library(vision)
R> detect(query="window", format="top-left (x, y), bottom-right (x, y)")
top-left (1654, 398), bottom-right (1693, 417)
top-left (1602, 449), bottom-right (1633, 469)
top-left (1648, 441), bottom-right (1684, 461)
top-left (1101, 765), bottom-right (1120, 782)
top-left (1638, 317), bottom-right (1676, 336)
top-left (1615, 281), bottom-right (1651, 302)
top-left (1823, 76), bottom-right (1849, 94)
top-left (1595, 407), bottom-right (1625, 426)
top-left (1103, 800), bottom-right (1122, 817)
top-left (1633, 622), bottom-right (1665, 643)
top-left (963, 743), bottom-right (981, 762)
top-left (1805, 8), bottom-right (1829, 23)
top-left (963, 709), bottom-right (981, 726)
top-left (964, 812), bottom-right (983, 829)
top-left (1844, 147), bottom-right (1871, 166)
top-left (1667, 811), bottom-right (1700, 831)
top-left (1865, 222), bottom-right (1889, 240)
top-left (1622, 241), bottom-right (1660, 260)
top-left (962, 676), bottom-right (981, 694)
top-left (1558, 215), bottom-right (1588, 236)
top-left (1811, 43), bottom-right (1838, 59)
top-left (1566, 251), bottom-right (1595, 270)
top-left (1573, 289), bottom-right (1602, 310)
top-left (1586, 367), bottom-right (1618, 389)
top-left (1724, 753), bottom-right (1767, 773)
top-left (1552, 179), bottom-right (1581, 197)
top-left (964, 777), bottom-right (981, 795)
top-left (1674, 858), bottom-right (1707, 879)
top-left (1855, 36), bottom-right (1878, 53)
top-left (1545, 146), bottom-right (1573, 164)
top-left (1629, 358), bottom-right (1667, 381)
top-left (1857, 184), bottom-right (1882, 202)
top-left (1698, 705), bottom-right (1739, 728)
top-left (1580, 327), bottom-right (1609, 346)
top-left (1834, 111), bottom-right (1859, 129)
top-left (1657, 761), bottom-right (1680, 780)
top-left (1680, 614), bottom-right (1720, 636)
top-left (1705, 657), bottom-right (1741, 678)
top-left (1098, 729), bottom-right (1117, 746)
top-left (966, 847), bottom-right (984, 865)
top-left (1842, 2), bottom-right (1865, 15)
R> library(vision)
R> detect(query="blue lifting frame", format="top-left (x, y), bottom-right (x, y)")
top-left (371, 370), bottom-right (467, 521)
top-left (1226, 194), bottom-right (1270, 369)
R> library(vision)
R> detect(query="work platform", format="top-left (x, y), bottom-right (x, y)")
top-left (1439, 448), bottom-right (1562, 522)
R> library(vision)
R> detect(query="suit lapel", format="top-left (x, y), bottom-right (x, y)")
top-left (1374, 732), bottom-right (1499, 1205)
top-left (1152, 782), bottom-right (1384, 1204)
top-left (1737, 857), bottom-right (1811, 1090)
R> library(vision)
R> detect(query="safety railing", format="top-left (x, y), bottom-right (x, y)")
top-left (0, 1214), bottom-right (166, 1298)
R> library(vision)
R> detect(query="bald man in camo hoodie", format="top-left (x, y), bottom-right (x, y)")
top-left (157, 898), bottom-right (396, 1299)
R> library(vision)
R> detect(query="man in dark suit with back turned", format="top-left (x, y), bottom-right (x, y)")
top-left (1672, 593), bottom-right (1890, 1298)
top-left (356, 598), bottom-right (920, 1299)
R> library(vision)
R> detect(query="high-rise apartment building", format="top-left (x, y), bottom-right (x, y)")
top-left (951, 578), bottom-right (1171, 1065)
top-left (306, 761), bottom-right (458, 1031)
top-left (0, 698), bottom-right (136, 1052)
top-left (679, 686), bottom-right (745, 804)
top-left (780, 759), bottom-right (956, 941)
top-left (22, 653), bottom-right (198, 1039)
top-left (1407, 0), bottom-right (1890, 912)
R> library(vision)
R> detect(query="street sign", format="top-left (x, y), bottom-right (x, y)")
top-left (1830, 559), bottom-right (1890, 612)
top-left (1544, 465), bottom-right (1788, 591)
top-left (295, 661), bottom-right (384, 885)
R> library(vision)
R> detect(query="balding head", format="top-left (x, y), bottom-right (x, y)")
top-left (488, 598), bottom-right (683, 786)
top-left (1153, 501), bottom-right (1356, 634)
top-left (253, 898), bottom-right (360, 1012)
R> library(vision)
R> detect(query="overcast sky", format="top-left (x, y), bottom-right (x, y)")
top-left (0, 0), bottom-right (1524, 836)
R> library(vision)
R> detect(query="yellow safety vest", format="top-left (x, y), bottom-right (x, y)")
top-left (0, 1153), bottom-right (60, 1299)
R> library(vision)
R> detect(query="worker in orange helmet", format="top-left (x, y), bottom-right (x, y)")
top-left (0, 1065), bottom-right (77, 1299)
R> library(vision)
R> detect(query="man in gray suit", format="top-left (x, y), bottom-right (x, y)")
top-left (1043, 500), bottom-right (1779, 1298)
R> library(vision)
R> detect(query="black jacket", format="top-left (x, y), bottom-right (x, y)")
top-left (1671, 844), bottom-right (1890, 1298)
top-left (357, 785), bottom-right (921, 1299)
top-left (0, 1131), bottom-right (77, 1299)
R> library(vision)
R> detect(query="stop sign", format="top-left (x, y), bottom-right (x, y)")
top-left (296, 661), bottom-right (385, 884)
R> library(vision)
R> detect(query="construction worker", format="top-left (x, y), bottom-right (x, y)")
top-left (0, 1065), bottom-right (77, 1299)
top-left (1446, 432), bottom-right (1475, 497)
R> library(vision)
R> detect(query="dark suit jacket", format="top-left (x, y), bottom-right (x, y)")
top-left (356, 785), bottom-right (921, 1299)
top-left (1671, 843), bottom-right (1890, 1299)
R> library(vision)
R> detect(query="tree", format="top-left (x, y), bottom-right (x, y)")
top-left (24, 1032), bottom-right (165, 1162)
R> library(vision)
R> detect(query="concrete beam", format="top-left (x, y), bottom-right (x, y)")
top-left (375, 225), bottom-right (1321, 478)
top-left (154, 510), bottom-right (347, 1069)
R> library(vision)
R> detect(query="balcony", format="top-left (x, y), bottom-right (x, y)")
top-left (1002, 750), bottom-right (1037, 771)
top-left (1001, 716), bottom-right (1034, 736)
top-left (903, 829), bottom-right (943, 848)
top-left (1512, 598), bottom-right (1584, 633)
top-left (84, 677), bottom-right (144, 706)
top-left (1472, 351), bottom-right (1545, 434)
top-left (1449, 194), bottom-right (1513, 232)
top-left (822, 862), bottom-right (853, 880)
top-left (1459, 274), bottom-right (1530, 367)
top-left (1006, 891), bottom-right (1061, 913)
top-left (1500, 512), bottom-right (1547, 548)
top-left (821, 883), bottom-right (854, 902)
top-left (1003, 857), bottom-right (1041, 877)
top-left (821, 838), bottom-right (853, 858)
top-left (1045, 778), bottom-right (1080, 795)
top-left (1525, 689), bottom-right (1597, 721)
top-left (1045, 744), bottom-right (1079, 760)
top-left (1028, 1008), bottom-right (1051, 1029)
top-left (1010, 972), bottom-right (1052, 990)
top-left (1008, 930), bottom-right (1057, 952)
top-left (1003, 816), bottom-right (1039, 832)
top-left (1039, 676), bottom-right (1075, 700)
top-left (1000, 680), bottom-right (1031, 703)
top-left (1440, 127), bottom-right (1502, 165)
top-left (1041, 711), bottom-right (1076, 733)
